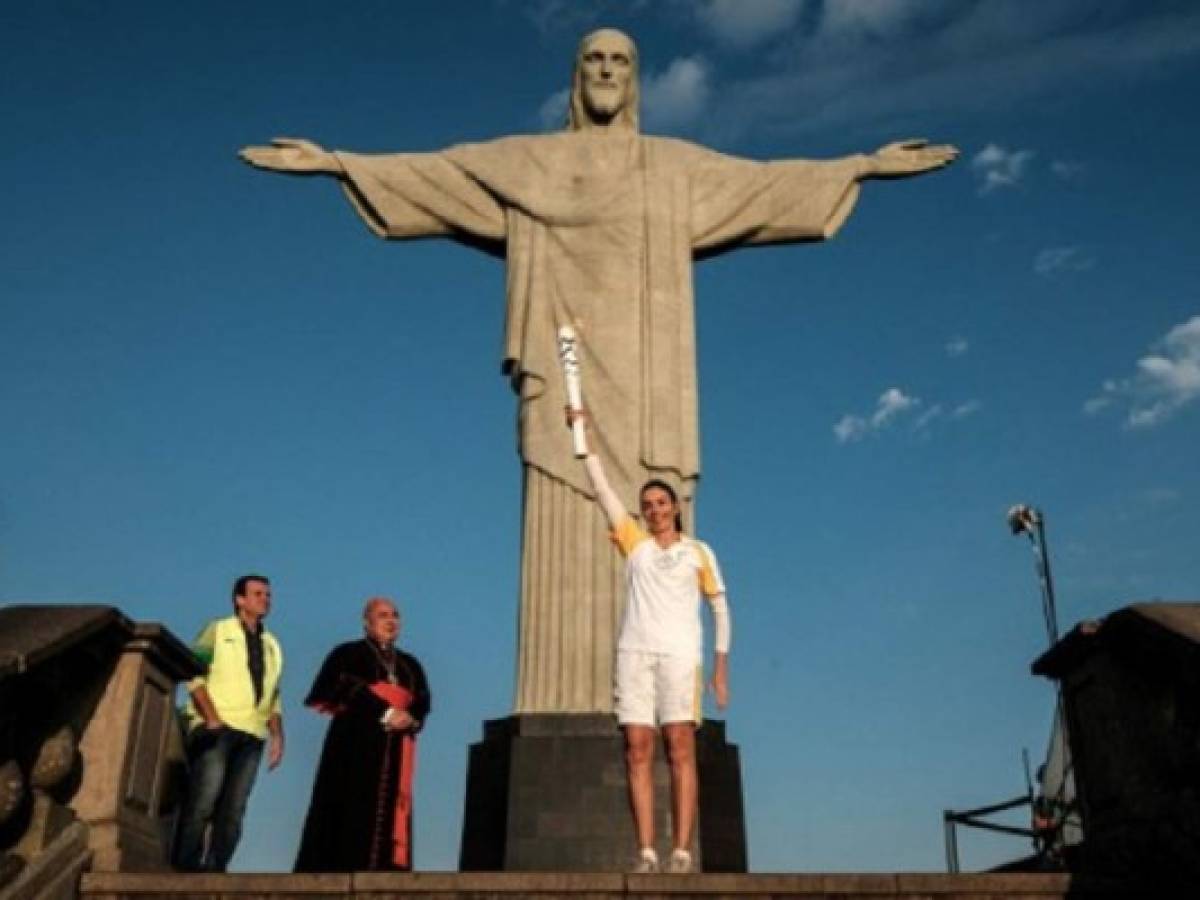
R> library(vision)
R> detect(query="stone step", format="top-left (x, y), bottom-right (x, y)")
top-left (80, 871), bottom-right (1137, 898)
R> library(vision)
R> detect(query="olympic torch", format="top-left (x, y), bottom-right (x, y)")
top-left (557, 325), bottom-right (589, 458)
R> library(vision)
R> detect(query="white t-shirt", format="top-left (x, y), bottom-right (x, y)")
top-left (612, 516), bottom-right (725, 661)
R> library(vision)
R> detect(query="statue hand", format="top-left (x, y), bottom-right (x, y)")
top-left (238, 137), bottom-right (338, 175)
top-left (866, 139), bottom-right (958, 179)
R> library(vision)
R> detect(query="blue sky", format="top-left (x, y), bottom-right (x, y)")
top-left (3, 0), bottom-right (1199, 874)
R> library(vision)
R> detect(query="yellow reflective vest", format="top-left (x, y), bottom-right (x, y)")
top-left (184, 615), bottom-right (283, 739)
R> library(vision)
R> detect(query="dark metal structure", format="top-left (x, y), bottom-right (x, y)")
top-left (1033, 602), bottom-right (1200, 879)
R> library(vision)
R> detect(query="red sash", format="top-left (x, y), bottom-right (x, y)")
top-left (370, 682), bottom-right (416, 869)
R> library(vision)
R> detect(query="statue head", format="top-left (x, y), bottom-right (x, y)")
top-left (568, 28), bottom-right (639, 132)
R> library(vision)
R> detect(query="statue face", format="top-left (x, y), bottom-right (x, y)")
top-left (364, 599), bottom-right (401, 644)
top-left (579, 29), bottom-right (635, 123)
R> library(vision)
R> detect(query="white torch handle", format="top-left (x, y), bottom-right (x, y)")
top-left (566, 372), bottom-right (588, 458)
top-left (557, 326), bottom-right (590, 458)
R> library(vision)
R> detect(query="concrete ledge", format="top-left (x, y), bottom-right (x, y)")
top-left (897, 872), bottom-right (1073, 892)
top-left (627, 873), bottom-right (900, 894)
top-left (80, 872), bottom-right (352, 896)
top-left (355, 872), bottom-right (624, 892)
top-left (624, 872), bottom-right (1099, 895)
top-left (79, 870), bottom-right (1142, 898)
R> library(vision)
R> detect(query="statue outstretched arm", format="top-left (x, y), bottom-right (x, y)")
top-left (859, 138), bottom-right (958, 179)
top-left (239, 138), bottom-right (342, 176)
top-left (240, 136), bottom-right (507, 245)
top-left (690, 137), bottom-right (956, 252)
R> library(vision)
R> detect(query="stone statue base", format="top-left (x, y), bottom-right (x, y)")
top-left (458, 714), bottom-right (746, 872)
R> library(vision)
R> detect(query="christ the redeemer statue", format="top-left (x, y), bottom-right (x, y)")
top-left (241, 29), bottom-right (956, 715)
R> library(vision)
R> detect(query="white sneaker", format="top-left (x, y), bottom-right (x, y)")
top-left (632, 847), bottom-right (659, 873)
top-left (667, 848), bottom-right (693, 874)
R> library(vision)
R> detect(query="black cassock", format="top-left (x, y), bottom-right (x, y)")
top-left (294, 639), bottom-right (431, 872)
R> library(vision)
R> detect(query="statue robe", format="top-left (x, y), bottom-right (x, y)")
top-left (334, 131), bottom-right (862, 713)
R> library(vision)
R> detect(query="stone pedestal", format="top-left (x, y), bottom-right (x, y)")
top-left (459, 714), bottom-right (746, 872)
top-left (0, 606), bottom-right (199, 879)
top-left (72, 623), bottom-right (196, 871)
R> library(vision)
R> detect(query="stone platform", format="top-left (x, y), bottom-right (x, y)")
top-left (460, 715), bottom-right (745, 872)
top-left (80, 871), bottom-right (1137, 899)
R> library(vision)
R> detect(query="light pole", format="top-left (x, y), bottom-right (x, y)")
top-left (1006, 504), bottom-right (1060, 649)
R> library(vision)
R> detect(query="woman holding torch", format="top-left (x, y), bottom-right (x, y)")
top-left (564, 397), bottom-right (731, 875)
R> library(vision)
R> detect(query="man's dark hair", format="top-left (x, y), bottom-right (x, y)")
top-left (232, 574), bottom-right (270, 610)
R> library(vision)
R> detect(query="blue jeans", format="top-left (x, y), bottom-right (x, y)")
top-left (173, 726), bottom-right (264, 872)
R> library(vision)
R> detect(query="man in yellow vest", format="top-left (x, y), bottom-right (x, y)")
top-left (173, 574), bottom-right (285, 871)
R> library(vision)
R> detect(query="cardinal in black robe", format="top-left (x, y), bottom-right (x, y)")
top-left (295, 597), bottom-right (431, 872)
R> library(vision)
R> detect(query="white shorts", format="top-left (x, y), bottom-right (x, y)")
top-left (615, 650), bottom-right (701, 726)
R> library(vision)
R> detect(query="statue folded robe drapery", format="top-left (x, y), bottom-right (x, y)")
top-left (334, 131), bottom-right (862, 713)
top-left (294, 640), bottom-right (431, 872)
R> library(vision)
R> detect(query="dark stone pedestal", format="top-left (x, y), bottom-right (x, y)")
top-left (458, 714), bottom-right (746, 872)
top-left (0, 605), bottom-right (198, 879)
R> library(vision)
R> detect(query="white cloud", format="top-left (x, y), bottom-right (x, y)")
top-left (537, 88), bottom-right (570, 131)
top-left (694, 0), bottom-right (804, 48)
top-left (971, 143), bottom-right (1034, 194)
top-left (516, 0), bottom-right (603, 36)
top-left (833, 414), bottom-right (868, 443)
top-left (819, 0), bottom-right (926, 39)
top-left (914, 399), bottom-right (980, 433)
top-left (1084, 315), bottom-right (1200, 429)
top-left (642, 56), bottom-right (712, 132)
top-left (872, 387), bottom-right (917, 427)
top-left (1034, 245), bottom-right (1095, 276)
top-left (946, 336), bottom-right (969, 357)
top-left (914, 404), bottom-right (943, 431)
top-left (952, 399), bottom-right (982, 419)
top-left (1083, 387), bottom-right (1113, 416)
top-left (707, 5), bottom-right (1200, 143)
top-left (837, 385), bottom-right (984, 442)
top-left (834, 387), bottom-right (920, 443)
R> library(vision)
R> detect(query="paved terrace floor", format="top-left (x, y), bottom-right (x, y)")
top-left (80, 871), bottom-right (1143, 899)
